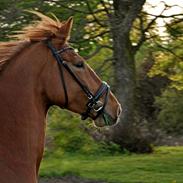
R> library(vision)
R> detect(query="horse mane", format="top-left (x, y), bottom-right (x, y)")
top-left (0, 11), bottom-right (66, 73)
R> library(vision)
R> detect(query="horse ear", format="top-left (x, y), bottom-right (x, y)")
top-left (60, 17), bottom-right (73, 39)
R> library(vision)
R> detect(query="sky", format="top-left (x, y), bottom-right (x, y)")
top-left (144, 0), bottom-right (183, 35)
top-left (145, 0), bottom-right (183, 14)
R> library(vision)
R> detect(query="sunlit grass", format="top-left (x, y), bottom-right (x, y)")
top-left (40, 146), bottom-right (183, 183)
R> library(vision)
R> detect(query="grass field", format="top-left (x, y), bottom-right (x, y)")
top-left (40, 146), bottom-right (183, 183)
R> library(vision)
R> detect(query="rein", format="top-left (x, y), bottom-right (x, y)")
top-left (46, 41), bottom-right (111, 125)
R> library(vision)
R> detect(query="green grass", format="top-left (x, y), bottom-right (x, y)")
top-left (40, 146), bottom-right (183, 183)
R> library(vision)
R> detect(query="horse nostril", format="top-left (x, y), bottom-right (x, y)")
top-left (117, 105), bottom-right (122, 117)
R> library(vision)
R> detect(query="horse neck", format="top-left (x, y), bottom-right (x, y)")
top-left (0, 42), bottom-right (48, 182)
top-left (1, 41), bottom-right (48, 112)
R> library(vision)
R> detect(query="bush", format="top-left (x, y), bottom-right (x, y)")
top-left (155, 89), bottom-right (183, 134)
top-left (46, 106), bottom-right (121, 155)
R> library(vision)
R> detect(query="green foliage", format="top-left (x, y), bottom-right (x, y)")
top-left (46, 107), bottom-right (121, 155)
top-left (88, 48), bottom-right (114, 83)
top-left (47, 107), bottom-right (96, 154)
top-left (149, 20), bottom-right (183, 90)
top-left (145, 19), bottom-right (183, 135)
top-left (0, 0), bottom-right (99, 56)
top-left (40, 146), bottom-right (183, 183)
top-left (155, 89), bottom-right (183, 134)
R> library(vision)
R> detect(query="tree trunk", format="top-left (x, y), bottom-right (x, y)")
top-left (109, 0), bottom-right (152, 152)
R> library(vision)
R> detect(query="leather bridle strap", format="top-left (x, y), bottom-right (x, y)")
top-left (46, 41), bottom-right (110, 124)
top-left (81, 82), bottom-right (109, 120)
top-left (47, 41), bottom-right (93, 100)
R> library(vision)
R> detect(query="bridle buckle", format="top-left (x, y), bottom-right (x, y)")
top-left (93, 101), bottom-right (103, 112)
top-left (87, 101), bottom-right (95, 108)
top-left (87, 94), bottom-right (93, 100)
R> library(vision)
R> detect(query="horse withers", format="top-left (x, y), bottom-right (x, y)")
top-left (0, 11), bottom-right (121, 183)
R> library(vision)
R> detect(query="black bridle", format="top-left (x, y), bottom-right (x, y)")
top-left (46, 41), bottom-right (111, 125)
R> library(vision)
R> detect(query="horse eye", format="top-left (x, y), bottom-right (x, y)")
top-left (74, 62), bottom-right (84, 68)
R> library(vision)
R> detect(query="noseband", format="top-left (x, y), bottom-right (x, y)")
top-left (46, 41), bottom-right (110, 125)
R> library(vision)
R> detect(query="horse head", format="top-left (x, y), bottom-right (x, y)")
top-left (39, 15), bottom-right (122, 127)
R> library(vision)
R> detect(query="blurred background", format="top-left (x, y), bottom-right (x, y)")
top-left (1, 0), bottom-right (183, 182)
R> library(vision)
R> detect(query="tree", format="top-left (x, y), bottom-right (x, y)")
top-left (1, 0), bottom-right (183, 152)
top-left (0, 0), bottom-right (154, 152)
top-left (148, 11), bottom-right (183, 135)
top-left (108, 0), bottom-right (149, 152)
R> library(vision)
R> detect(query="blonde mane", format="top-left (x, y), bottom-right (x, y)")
top-left (0, 11), bottom-right (66, 73)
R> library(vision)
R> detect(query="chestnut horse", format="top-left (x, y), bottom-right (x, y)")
top-left (0, 11), bottom-right (121, 183)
